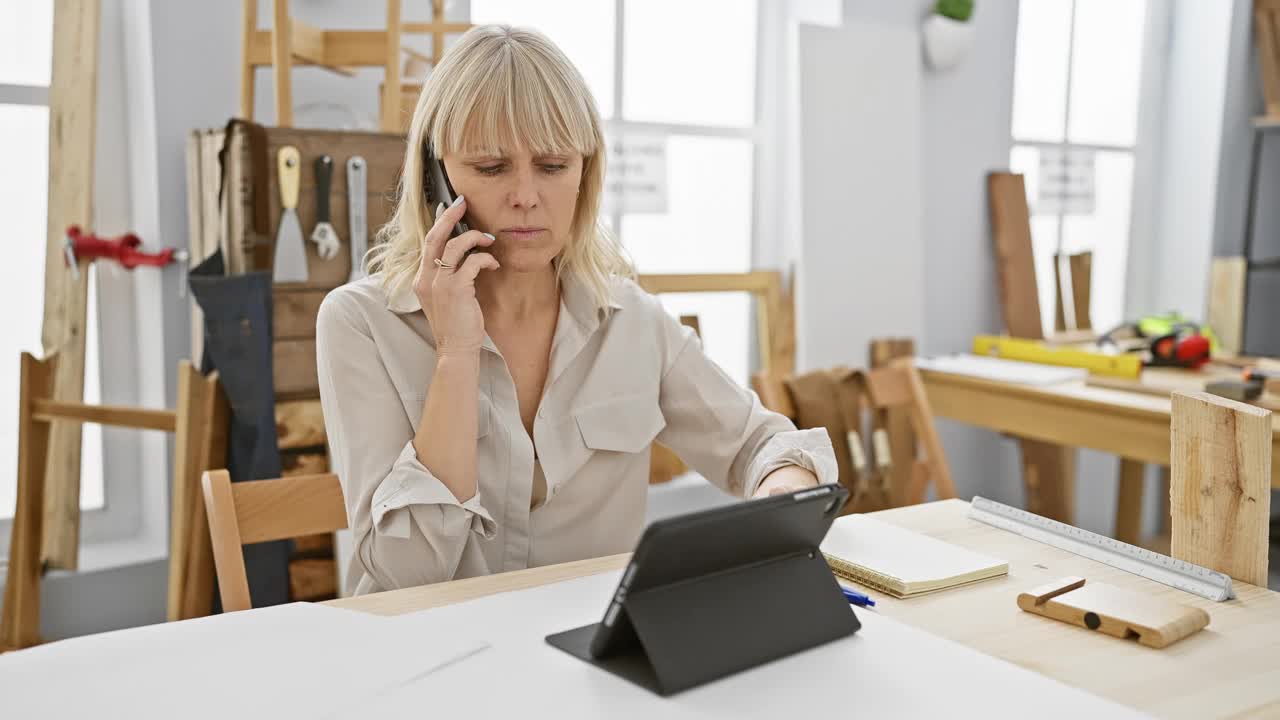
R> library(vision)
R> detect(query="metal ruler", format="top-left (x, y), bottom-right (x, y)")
top-left (968, 496), bottom-right (1234, 602)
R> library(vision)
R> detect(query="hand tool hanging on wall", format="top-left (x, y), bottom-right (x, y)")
top-left (310, 155), bottom-right (340, 261)
top-left (272, 145), bottom-right (308, 283)
top-left (347, 155), bottom-right (368, 283)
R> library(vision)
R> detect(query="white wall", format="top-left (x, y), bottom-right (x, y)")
top-left (795, 21), bottom-right (924, 372)
top-left (1144, 0), bottom-right (1233, 319)
top-left (814, 0), bottom-right (1027, 512)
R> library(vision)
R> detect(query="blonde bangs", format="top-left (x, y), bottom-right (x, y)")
top-left (429, 40), bottom-right (598, 161)
top-left (367, 24), bottom-right (634, 311)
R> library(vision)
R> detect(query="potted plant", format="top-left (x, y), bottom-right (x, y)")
top-left (923, 0), bottom-right (975, 71)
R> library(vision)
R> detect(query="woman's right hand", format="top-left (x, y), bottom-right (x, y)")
top-left (413, 196), bottom-right (499, 355)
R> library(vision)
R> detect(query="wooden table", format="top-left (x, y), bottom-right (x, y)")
top-left (920, 368), bottom-right (1280, 544)
top-left (328, 499), bottom-right (1280, 719)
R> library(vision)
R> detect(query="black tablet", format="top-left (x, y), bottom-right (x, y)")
top-left (546, 483), bottom-right (859, 696)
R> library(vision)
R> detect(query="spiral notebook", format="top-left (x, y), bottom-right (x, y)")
top-left (820, 515), bottom-right (1008, 598)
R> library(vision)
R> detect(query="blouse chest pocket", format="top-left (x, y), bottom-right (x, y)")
top-left (573, 393), bottom-right (666, 454)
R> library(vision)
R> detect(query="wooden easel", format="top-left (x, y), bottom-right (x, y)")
top-left (638, 272), bottom-right (795, 485)
top-left (0, 356), bottom-right (227, 650)
top-left (239, 0), bottom-right (472, 132)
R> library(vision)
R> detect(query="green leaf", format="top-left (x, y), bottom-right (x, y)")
top-left (935, 0), bottom-right (974, 22)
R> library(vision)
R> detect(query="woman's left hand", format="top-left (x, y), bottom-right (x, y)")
top-left (751, 466), bottom-right (820, 499)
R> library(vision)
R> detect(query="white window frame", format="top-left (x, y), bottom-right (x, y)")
top-left (1010, 0), bottom-right (1160, 336)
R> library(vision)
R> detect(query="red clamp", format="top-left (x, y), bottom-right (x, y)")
top-left (62, 225), bottom-right (189, 281)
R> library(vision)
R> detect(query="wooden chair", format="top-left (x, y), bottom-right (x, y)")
top-left (638, 271), bottom-right (795, 485)
top-left (2, 356), bottom-right (226, 651)
top-left (751, 357), bottom-right (956, 509)
top-left (240, 0), bottom-right (473, 132)
top-left (202, 470), bottom-right (348, 612)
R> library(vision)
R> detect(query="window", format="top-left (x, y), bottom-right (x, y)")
top-left (469, 0), bottom-right (760, 384)
top-left (1009, 0), bottom-right (1148, 335)
top-left (1, 4), bottom-right (104, 522)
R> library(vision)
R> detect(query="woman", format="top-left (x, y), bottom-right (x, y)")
top-left (316, 25), bottom-right (837, 596)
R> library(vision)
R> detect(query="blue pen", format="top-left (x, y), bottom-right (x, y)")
top-left (841, 587), bottom-right (876, 608)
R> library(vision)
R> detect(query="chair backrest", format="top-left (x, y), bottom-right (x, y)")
top-left (202, 469), bottom-right (348, 612)
top-left (751, 354), bottom-right (956, 509)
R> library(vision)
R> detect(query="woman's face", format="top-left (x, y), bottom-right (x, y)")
top-left (442, 146), bottom-right (583, 272)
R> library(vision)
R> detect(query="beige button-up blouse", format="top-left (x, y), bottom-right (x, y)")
top-left (316, 272), bottom-right (838, 596)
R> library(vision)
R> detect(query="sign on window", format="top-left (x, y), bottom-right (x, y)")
top-left (1037, 147), bottom-right (1095, 215)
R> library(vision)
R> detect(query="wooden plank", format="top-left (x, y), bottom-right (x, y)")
top-left (167, 363), bottom-right (198, 621)
top-left (273, 287), bottom-right (327, 340)
top-left (1, 354), bottom-right (57, 650)
top-left (869, 338), bottom-right (917, 507)
top-left (273, 338), bottom-right (318, 397)
top-left (1257, 5), bottom-right (1280, 117)
top-left (1114, 458), bottom-right (1145, 545)
top-left (179, 372), bottom-right (229, 621)
top-left (1069, 252), bottom-right (1092, 331)
top-left (31, 400), bottom-right (176, 432)
top-left (240, 0), bottom-right (257, 119)
top-left (1170, 391), bottom-right (1271, 586)
top-left (232, 473), bottom-right (347, 545)
top-left (38, 0), bottom-right (101, 572)
top-left (637, 271), bottom-right (778, 296)
top-left (276, 398), bottom-right (327, 449)
top-left (1208, 256), bottom-right (1247, 356)
top-left (895, 359), bottom-right (957, 501)
top-left (381, 0), bottom-right (402, 132)
top-left (271, 0), bottom-right (293, 126)
top-left (202, 470), bottom-right (254, 613)
top-left (400, 21), bottom-right (473, 34)
top-left (246, 30), bottom-right (390, 67)
top-left (987, 172), bottom-right (1044, 340)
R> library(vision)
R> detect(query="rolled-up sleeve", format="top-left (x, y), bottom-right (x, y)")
top-left (316, 291), bottom-right (494, 593)
top-left (650, 303), bottom-right (839, 498)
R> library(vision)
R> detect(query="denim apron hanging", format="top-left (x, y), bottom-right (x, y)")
top-left (189, 248), bottom-right (291, 609)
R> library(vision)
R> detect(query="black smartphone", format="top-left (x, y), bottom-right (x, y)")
top-left (423, 144), bottom-right (475, 261)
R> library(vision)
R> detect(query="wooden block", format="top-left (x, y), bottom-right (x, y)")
top-left (276, 399), bottom-right (327, 449)
top-left (273, 338), bottom-right (318, 398)
top-left (273, 287), bottom-right (327, 340)
top-left (1208, 256), bottom-right (1247, 356)
top-left (290, 558), bottom-right (338, 601)
top-left (1170, 391), bottom-right (1271, 586)
top-left (1017, 576), bottom-right (1209, 649)
top-left (40, 0), bottom-right (102, 572)
top-left (987, 172), bottom-right (1044, 340)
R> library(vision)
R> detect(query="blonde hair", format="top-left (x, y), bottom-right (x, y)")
top-left (366, 24), bottom-right (634, 310)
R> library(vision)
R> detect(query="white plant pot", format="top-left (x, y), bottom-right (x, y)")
top-left (922, 14), bottom-right (974, 72)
